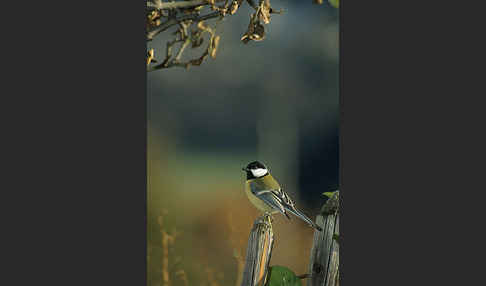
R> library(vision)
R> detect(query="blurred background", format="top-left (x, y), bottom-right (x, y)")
top-left (147, 1), bottom-right (338, 285)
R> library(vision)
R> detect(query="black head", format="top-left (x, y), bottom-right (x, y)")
top-left (242, 161), bottom-right (269, 179)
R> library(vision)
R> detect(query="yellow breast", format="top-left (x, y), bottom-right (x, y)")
top-left (244, 179), bottom-right (279, 214)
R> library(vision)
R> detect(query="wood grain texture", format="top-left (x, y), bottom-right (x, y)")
top-left (241, 214), bottom-right (274, 286)
top-left (307, 192), bottom-right (339, 286)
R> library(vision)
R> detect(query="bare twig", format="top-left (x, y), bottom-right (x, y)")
top-left (146, 0), bottom-right (284, 71)
top-left (147, 11), bottom-right (221, 41)
top-left (148, 0), bottom-right (204, 10)
top-left (148, 17), bottom-right (221, 71)
top-left (147, 0), bottom-right (226, 10)
top-left (297, 273), bottom-right (312, 280)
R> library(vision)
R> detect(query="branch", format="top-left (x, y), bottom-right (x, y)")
top-left (174, 22), bottom-right (191, 61)
top-left (147, 11), bottom-right (221, 41)
top-left (146, 0), bottom-right (284, 71)
top-left (147, 18), bottom-right (221, 71)
top-left (147, 0), bottom-right (225, 10)
top-left (297, 273), bottom-right (312, 280)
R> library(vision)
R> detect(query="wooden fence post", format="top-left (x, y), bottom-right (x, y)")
top-left (307, 191), bottom-right (339, 286)
top-left (240, 214), bottom-right (275, 286)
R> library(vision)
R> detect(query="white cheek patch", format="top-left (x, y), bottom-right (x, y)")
top-left (251, 168), bottom-right (268, 177)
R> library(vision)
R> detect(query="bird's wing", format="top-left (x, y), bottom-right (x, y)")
top-left (284, 206), bottom-right (322, 231)
top-left (271, 188), bottom-right (296, 209)
top-left (251, 184), bottom-right (322, 231)
top-left (251, 185), bottom-right (290, 219)
top-left (277, 188), bottom-right (323, 231)
top-left (250, 184), bottom-right (289, 218)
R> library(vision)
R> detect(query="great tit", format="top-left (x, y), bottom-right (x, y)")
top-left (242, 161), bottom-right (323, 231)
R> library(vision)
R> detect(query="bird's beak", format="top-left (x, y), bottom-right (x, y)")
top-left (242, 167), bottom-right (248, 172)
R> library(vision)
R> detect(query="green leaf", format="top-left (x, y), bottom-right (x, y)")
top-left (265, 266), bottom-right (302, 286)
top-left (329, 0), bottom-right (339, 8)
top-left (323, 191), bottom-right (335, 198)
top-left (333, 234), bottom-right (340, 243)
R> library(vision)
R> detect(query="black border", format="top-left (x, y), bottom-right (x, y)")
top-left (341, 1), bottom-right (477, 285)
top-left (4, 1), bottom-right (147, 285)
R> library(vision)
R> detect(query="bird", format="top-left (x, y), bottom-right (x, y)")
top-left (242, 161), bottom-right (322, 231)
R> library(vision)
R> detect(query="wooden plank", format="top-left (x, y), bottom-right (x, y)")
top-left (307, 192), bottom-right (339, 286)
top-left (240, 214), bottom-right (275, 286)
top-left (325, 215), bottom-right (339, 286)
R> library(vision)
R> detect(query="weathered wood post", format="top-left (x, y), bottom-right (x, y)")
top-left (307, 191), bottom-right (340, 286)
top-left (240, 214), bottom-right (275, 286)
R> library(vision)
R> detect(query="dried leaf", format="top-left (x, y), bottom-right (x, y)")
top-left (146, 49), bottom-right (155, 66)
top-left (241, 14), bottom-right (265, 44)
top-left (258, 0), bottom-right (272, 24)
top-left (146, 9), bottom-right (162, 29)
top-left (198, 21), bottom-right (207, 31)
top-left (230, 1), bottom-right (239, 14)
top-left (251, 23), bottom-right (265, 41)
top-left (230, 0), bottom-right (245, 14)
top-left (210, 35), bottom-right (220, 58)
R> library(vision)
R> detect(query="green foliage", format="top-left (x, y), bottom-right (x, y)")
top-left (323, 190), bottom-right (338, 198)
top-left (329, 0), bottom-right (339, 8)
top-left (322, 190), bottom-right (339, 214)
top-left (323, 192), bottom-right (334, 198)
top-left (333, 234), bottom-right (339, 244)
top-left (265, 266), bottom-right (302, 286)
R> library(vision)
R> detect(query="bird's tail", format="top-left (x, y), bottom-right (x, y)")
top-left (285, 207), bottom-right (322, 231)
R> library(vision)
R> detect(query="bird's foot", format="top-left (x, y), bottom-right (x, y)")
top-left (262, 212), bottom-right (273, 226)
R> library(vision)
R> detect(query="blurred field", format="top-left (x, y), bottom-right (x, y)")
top-left (148, 131), bottom-right (325, 286)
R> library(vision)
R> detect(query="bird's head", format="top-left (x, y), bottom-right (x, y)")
top-left (242, 161), bottom-right (269, 179)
